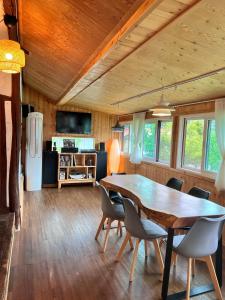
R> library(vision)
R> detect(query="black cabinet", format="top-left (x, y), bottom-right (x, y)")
top-left (96, 151), bottom-right (107, 182)
top-left (42, 151), bottom-right (58, 186)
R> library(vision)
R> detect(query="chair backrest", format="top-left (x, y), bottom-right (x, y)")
top-left (188, 186), bottom-right (210, 199)
top-left (109, 173), bottom-right (126, 198)
top-left (176, 216), bottom-right (225, 258)
top-left (111, 172), bottom-right (127, 175)
top-left (122, 198), bottom-right (146, 238)
top-left (98, 184), bottom-right (114, 216)
top-left (166, 177), bottom-right (183, 191)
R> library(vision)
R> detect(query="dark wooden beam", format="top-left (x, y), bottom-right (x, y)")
top-left (0, 101), bottom-right (7, 210)
top-left (3, 0), bottom-right (22, 228)
top-left (9, 74), bottom-right (21, 227)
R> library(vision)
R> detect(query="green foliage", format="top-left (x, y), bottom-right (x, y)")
top-left (143, 123), bottom-right (156, 159)
top-left (158, 121), bottom-right (172, 163)
top-left (205, 120), bottom-right (221, 172)
top-left (141, 118), bottom-right (221, 173)
top-left (183, 119), bottom-right (204, 169)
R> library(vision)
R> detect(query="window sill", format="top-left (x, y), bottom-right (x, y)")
top-left (142, 159), bottom-right (170, 168)
top-left (176, 167), bottom-right (216, 182)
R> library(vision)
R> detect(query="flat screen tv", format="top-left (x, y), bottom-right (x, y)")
top-left (56, 111), bottom-right (92, 134)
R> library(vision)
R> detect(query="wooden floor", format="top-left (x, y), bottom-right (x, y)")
top-left (8, 186), bottom-right (225, 300)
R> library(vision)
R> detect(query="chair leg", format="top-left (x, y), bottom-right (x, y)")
top-left (95, 215), bottom-right (106, 240)
top-left (186, 258), bottom-right (192, 300)
top-left (159, 238), bottom-right (166, 248)
top-left (205, 256), bottom-right (223, 300)
top-left (192, 259), bottom-right (196, 277)
top-left (144, 240), bottom-right (148, 257)
top-left (102, 218), bottom-right (112, 252)
top-left (129, 236), bottom-right (134, 249)
top-left (172, 252), bottom-right (177, 267)
top-left (116, 220), bottom-right (120, 235)
top-left (119, 221), bottom-right (123, 237)
top-left (153, 239), bottom-right (164, 274)
top-left (115, 232), bottom-right (130, 261)
top-left (129, 239), bottom-right (141, 282)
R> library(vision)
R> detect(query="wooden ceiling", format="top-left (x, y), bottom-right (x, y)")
top-left (19, 0), bottom-right (225, 114)
top-left (19, 0), bottom-right (152, 101)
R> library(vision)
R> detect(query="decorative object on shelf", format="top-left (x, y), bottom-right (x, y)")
top-left (53, 142), bottom-right (57, 151)
top-left (64, 155), bottom-right (70, 166)
top-left (0, 40), bottom-right (25, 73)
top-left (59, 170), bottom-right (66, 180)
top-left (69, 173), bottom-right (86, 180)
top-left (63, 139), bottom-right (75, 148)
top-left (109, 139), bottom-right (120, 173)
top-left (86, 157), bottom-right (93, 166)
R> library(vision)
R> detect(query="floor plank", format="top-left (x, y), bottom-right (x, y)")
top-left (8, 186), bottom-right (225, 300)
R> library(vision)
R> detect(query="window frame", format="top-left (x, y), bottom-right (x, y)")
top-left (177, 113), bottom-right (219, 177)
top-left (143, 118), bottom-right (173, 166)
top-left (120, 121), bottom-right (132, 155)
top-left (142, 119), bottom-right (158, 162)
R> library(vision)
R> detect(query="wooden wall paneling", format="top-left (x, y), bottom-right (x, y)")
top-left (0, 99), bottom-right (7, 209)
top-left (22, 85), bottom-right (118, 145)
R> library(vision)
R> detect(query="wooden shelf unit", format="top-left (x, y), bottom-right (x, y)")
top-left (58, 153), bottom-right (97, 189)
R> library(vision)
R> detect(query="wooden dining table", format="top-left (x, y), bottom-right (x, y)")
top-left (101, 174), bottom-right (225, 300)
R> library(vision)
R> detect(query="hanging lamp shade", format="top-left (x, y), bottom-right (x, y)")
top-left (112, 120), bottom-right (124, 132)
top-left (149, 104), bottom-right (175, 117)
top-left (149, 94), bottom-right (175, 117)
top-left (0, 40), bottom-right (25, 73)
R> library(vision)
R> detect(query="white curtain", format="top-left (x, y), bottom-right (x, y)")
top-left (130, 112), bottom-right (146, 164)
top-left (215, 99), bottom-right (225, 192)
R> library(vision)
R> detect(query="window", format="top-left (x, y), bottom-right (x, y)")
top-left (205, 120), bottom-right (221, 172)
top-left (182, 119), bottom-right (204, 170)
top-left (158, 121), bottom-right (173, 164)
top-left (143, 122), bottom-right (156, 159)
top-left (122, 123), bottom-right (131, 153)
top-left (180, 115), bottom-right (221, 174)
top-left (143, 119), bottom-right (172, 165)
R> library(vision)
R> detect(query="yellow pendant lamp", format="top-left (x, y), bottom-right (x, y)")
top-left (0, 40), bottom-right (25, 73)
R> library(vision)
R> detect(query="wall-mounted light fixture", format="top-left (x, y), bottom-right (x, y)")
top-left (0, 40), bottom-right (25, 73)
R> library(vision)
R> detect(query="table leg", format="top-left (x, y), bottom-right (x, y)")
top-left (216, 237), bottom-right (223, 287)
top-left (161, 228), bottom-right (174, 300)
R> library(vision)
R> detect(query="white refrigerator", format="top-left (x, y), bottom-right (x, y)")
top-left (25, 112), bottom-right (43, 191)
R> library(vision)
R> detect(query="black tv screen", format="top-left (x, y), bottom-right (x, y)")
top-left (56, 111), bottom-right (92, 134)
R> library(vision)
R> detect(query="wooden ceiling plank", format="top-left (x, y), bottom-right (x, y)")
top-left (65, 0), bottom-right (200, 106)
top-left (58, 0), bottom-right (163, 105)
top-left (68, 0), bottom-right (225, 114)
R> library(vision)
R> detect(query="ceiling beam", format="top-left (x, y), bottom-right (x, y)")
top-left (65, 0), bottom-right (202, 106)
top-left (57, 0), bottom-right (163, 106)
